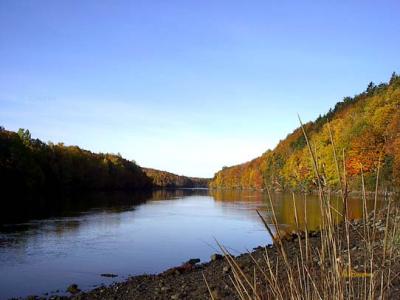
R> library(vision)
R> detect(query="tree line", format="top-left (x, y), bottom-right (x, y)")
top-left (0, 129), bottom-right (209, 196)
top-left (0, 128), bottom-right (153, 195)
top-left (143, 168), bottom-right (209, 188)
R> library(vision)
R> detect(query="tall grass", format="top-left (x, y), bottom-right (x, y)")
top-left (212, 120), bottom-right (399, 299)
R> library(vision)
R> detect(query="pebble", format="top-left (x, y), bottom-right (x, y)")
top-left (161, 286), bottom-right (171, 292)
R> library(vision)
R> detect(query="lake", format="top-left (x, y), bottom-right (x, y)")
top-left (0, 189), bottom-right (377, 299)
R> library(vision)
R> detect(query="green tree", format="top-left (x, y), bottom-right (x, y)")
top-left (17, 128), bottom-right (32, 145)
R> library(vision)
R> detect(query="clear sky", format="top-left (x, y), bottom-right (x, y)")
top-left (1, 1), bottom-right (399, 178)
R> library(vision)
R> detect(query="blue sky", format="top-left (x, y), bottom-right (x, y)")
top-left (1, 1), bottom-right (399, 177)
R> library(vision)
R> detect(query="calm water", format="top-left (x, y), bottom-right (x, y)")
top-left (0, 189), bottom-right (377, 299)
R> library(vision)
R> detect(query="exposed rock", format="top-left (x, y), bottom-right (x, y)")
top-left (100, 273), bottom-right (118, 278)
top-left (210, 253), bottom-right (223, 261)
top-left (185, 258), bottom-right (200, 265)
top-left (66, 284), bottom-right (81, 294)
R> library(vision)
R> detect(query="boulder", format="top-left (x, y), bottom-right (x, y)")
top-left (210, 253), bottom-right (223, 261)
top-left (66, 284), bottom-right (81, 294)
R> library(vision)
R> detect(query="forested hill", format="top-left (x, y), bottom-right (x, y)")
top-left (143, 168), bottom-right (210, 188)
top-left (0, 128), bottom-right (208, 195)
top-left (210, 73), bottom-right (400, 192)
top-left (0, 128), bottom-right (153, 194)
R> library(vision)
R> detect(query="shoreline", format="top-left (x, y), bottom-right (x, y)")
top-left (209, 187), bottom-right (398, 197)
top-left (25, 203), bottom-right (400, 300)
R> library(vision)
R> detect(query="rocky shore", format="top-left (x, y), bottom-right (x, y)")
top-left (25, 203), bottom-right (400, 300)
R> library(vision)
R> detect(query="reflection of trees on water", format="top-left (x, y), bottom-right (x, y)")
top-left (2, 189), bottom-right (210, 227)
top-left (275, 194), bottom-right (380, 232)
top-left (0, 189), bottom-right (211, 251)
top-left (151, 188), bottom-right (209, 201)
top-left (0, 189), bottom-right (382, 256)
top-left (0, 190), bottom-right (154, 251)
top-left (211, 189), bottom-right (265, 203)
top-left (1, 190), bottom-right (153, 226)
top-left (210, 190), bottom-right (380, 233)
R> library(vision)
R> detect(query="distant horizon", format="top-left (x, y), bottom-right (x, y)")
top-left (1, 1), bottom-right (400, 177)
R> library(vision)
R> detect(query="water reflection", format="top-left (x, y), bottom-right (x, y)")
top-left (0, 189), bottom-right (210, 231)
top-left (0, 189), bottom-right (381, 299)
top-left (1, 190), bottom-right (152, 226)
top-left (211, 190), bottom-right (380, 232)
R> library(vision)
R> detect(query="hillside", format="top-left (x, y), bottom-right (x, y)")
top-left (143, 167), bottom-right (210, 188)
top-left (0, 128), bottom-right (208, 197)
top-left (210, 73), bottom-right (400, 192)
top-left (0, 128), bottom-right (152, 195)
